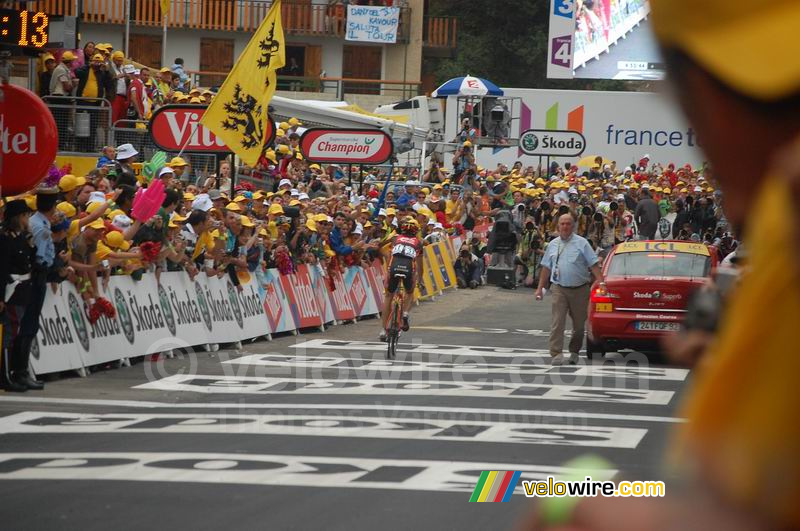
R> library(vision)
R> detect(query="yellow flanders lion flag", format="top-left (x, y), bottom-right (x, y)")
top-left (201, 0), bottom-right (284, 166)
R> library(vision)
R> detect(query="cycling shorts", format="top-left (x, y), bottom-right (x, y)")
top-left (387, 256), bottom-right (414, 293)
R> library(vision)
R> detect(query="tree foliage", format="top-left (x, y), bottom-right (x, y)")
top-left (425, 0), bottom-right (645, 92)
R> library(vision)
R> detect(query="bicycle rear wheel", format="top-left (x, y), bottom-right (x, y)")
top-left (386, 294), bottom-right (403, 360)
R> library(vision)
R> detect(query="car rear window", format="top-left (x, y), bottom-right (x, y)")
top-left (607, 251), bottom-right (711, 278)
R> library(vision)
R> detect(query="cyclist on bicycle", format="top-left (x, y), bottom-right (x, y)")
top-left (379, 216), bottom-right (423, 341)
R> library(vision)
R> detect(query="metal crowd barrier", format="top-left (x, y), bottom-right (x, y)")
top-left (43, 96), bottom-right (113, 155)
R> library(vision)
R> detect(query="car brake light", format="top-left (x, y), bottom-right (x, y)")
top-left (647, 253), bottom-right (677, 258)
top-left (591, 286), bottom-right (619, 306)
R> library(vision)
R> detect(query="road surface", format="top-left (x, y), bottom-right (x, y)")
top-left (0, 286), bottom-right (689, 530)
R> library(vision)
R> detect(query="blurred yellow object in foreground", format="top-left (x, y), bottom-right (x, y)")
top-left (677, 175), bottom-right (800, 527)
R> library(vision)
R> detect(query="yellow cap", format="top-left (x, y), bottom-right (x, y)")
top-left (288, 117), bottom-right (302, 126)
top-left (289, 199), bottom-right (301, 206)
top-left (91, 53), bottom-right (104, 62)
top-left (61, 51), bottom-right (77, 61)
top-left (386, 207), bottom-right (396, 216)
top-left (110, 50), bottom-right (124, 60)
top-left (264, 150), bottom-right (277, 164)
top-left (106, 209), bottom-right (124, 220)
top-left (86, 218), bottom-right (105, 230)
top-left (664, 188), bottom-right (672, 194)
top-left (279, 122), bottom-right (291, 131)
top-left (268, 204), bottom-right (284, 215)
top-left (276, 129), bottom-right (286, 138)
top-left (190, 97), bottom-right (202, 104)
top-left (233, 195), bottom-right (248, 203)
top-left (240, 215), bottom-right (255, 228)
top-left (57, 201), bottom-right (77, 218)
top-left (258, 228), bottom-right (268, 237)
top-left (680, 187), bottom-right (689, 193)
top-left (86, 201), bottom-right (106, 214)
top-left (305, 219), bottom-right (317, 232)
top-left (225, 202), bottom-right (242, 212)
top-left (183, 192), bottom-right (195, 201)
top-left (159, 66), bottom-right (171, 73)
top-left (105, 231), bottom-right (127, 249)
top-left (650, 0), bottom-right (800, 100)
top-left (59, 174), bottom-right (80, 192)
top-left (277, 144), bottom-right (291, 155)
top-left (169, 156), bottom-right (189, 167)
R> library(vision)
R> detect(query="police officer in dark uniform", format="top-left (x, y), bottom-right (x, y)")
top-left (0, 200), bottom-right (37, 392)
top-left (11, 187), bottom-right (60, 390)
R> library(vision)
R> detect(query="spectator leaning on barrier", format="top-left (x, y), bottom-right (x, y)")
top-left (49, 51), bottom-right (75, 97)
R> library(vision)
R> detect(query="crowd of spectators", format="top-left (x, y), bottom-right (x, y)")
top-left (39, 44), bottom-right (208, 125)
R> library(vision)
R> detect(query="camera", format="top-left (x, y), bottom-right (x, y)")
top-left (593, 212), bottom-right (604, 223)
top-left (460, 249), bottom-right (471, 257)
top-left (609, 201), bottom-right (619, 212)
top-left (581, 206), bottom-right (592, 217)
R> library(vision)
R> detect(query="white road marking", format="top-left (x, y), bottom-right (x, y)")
top-left (0, 412), bottom-right (649, 449)
top-left (0, 396), bottom-right (687, 423)
top-left (292, 339), bottom-right (551, 358)
top-left (0, 452), bottom-right (618, 494)
top-left (134, 375), bottom-right (675, 405)
top-left (224, 354), bottom-right (689, 381)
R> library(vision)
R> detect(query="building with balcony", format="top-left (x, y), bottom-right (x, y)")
top-left (18, 0), bottom-right (457, 106)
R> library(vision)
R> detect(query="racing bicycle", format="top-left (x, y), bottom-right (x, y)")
top-left (385, 273), bottom-right (408, 360)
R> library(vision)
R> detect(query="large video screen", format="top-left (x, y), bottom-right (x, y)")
top-left (572, 0), bottom-right (664, 80)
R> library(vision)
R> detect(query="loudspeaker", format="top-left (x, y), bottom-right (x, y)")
top-left (487, 266), bottom-right (515, 287)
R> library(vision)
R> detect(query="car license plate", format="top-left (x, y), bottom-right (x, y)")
top-left (636, 321), bottom-right (681, 332)
top-left (595, 303), bottom-right (612, 312)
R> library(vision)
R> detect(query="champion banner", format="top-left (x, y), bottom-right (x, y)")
top-left (200, 0), bottom-right (285, 165)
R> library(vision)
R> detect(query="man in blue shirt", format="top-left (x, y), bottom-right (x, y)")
top-left (329, 212), bottom-right (364, 256)
top-left (535, 213), bottom-right (604, 365)
top-left (13, 187), bottom-right (60, 389)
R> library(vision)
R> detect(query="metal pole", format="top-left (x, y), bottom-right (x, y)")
top-left (124, 0), bottom-right (131, 56)
top-left (162, 15), bottom-right (168, 69)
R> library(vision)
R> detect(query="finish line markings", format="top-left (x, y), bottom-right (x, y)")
top-left (0, 412), bottom-right (649, 449)
top-left (0, 452), bottom-right (618, 494)
top-left (134, 375), bottom-right (674, 405)
top-left (224, 354), bottom-right (689, 382)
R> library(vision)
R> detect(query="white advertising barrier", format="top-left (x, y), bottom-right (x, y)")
top-left (307, 264), bottom-right (337, 325)
top-left (255, 268), bottom-right (298, 335)
top-left (343, 266), bottom-right (380, 318)
top-left (345, 5), bottom-right (400, 44)
top-left (31, 272), bottom-right (270, 376)
top-left (446, 88), bottom-right (704, 168)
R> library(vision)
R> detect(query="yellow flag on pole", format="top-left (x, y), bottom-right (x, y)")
top-left (160, 0), bottom-right (170, 17)
top-left (200, 0), bottom-right (285, 166)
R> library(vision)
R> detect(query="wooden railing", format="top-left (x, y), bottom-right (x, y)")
top-left (19, 0), bottom-right (416, 40)
top-left (423, 15), bottom-right (457, 48)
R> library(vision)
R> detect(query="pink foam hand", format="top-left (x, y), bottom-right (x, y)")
top-left (131, 179), bottom-right (166, 221)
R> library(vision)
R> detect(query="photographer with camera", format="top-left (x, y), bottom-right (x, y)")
top-left (422, 161), bottom-right (445, 184)
top-left (515, 216), bottom-right (543, 287)
top-left (452, 141), bottom-right (476, 184)
top-left (454, 243), bottom-right (482, 289)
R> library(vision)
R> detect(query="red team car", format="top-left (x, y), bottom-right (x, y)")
top-left (586, 241), bottom-right (719, 358)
